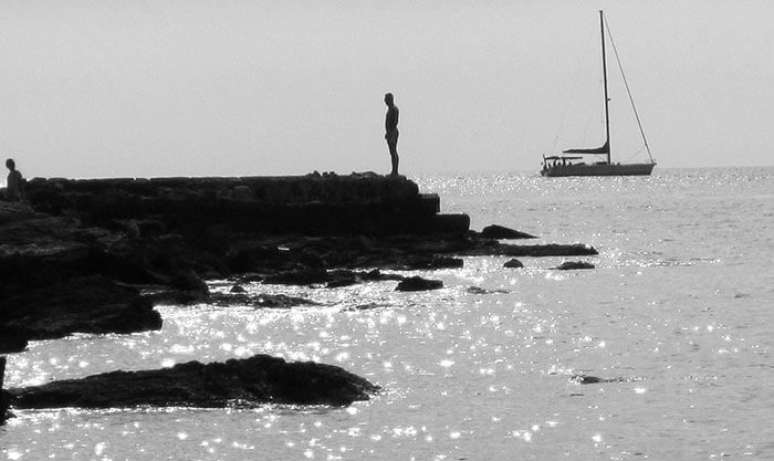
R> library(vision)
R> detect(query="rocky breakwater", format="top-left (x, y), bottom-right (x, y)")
top-left (1, 172), bottom-right (598, 420)
top-left (25, 172), bottom-right (469, 236)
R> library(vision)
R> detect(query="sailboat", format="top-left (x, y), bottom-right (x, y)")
top-left (541, 11), bottom-right (656, 177)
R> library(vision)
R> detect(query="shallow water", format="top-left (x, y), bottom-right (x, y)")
top-left (3, 167), bottom-right (774, 460)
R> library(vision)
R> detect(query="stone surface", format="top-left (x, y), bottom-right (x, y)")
top-left (8, 355), bottom-right (379, 409)
top-left (503, 258), bottom-right (524, 268)
top-left (480, 224), bottom-right (537, 239)
top-left (463, 243), bottom-right (598, 257)
top-left (2, 275), bottom-right (162, 341)
top-left (395, 276), bottom-right (444, 292)
top-left (25, 174), bottom-right (469, 236)
top-left (554, 261), bottom-right (596, 270)
top-left (1, 357), bottom-right (8, 424)
top-left (466, 286), bottom-right (509, 295)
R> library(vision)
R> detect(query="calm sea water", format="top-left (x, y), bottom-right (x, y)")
top-left (3, 167), bottom-right (773, 460)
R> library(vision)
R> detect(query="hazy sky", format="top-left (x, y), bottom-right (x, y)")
top-left (1, 1), bottom-right (773, 179)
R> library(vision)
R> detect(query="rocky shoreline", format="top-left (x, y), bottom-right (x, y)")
top-left (1, 173), bottom-right (597, 421)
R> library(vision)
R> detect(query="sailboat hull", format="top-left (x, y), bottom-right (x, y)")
top-left (541, 162), bottom-right (655, 177)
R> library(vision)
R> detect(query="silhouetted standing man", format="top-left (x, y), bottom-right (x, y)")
top-left (384, 93), bottom-right (399, 176)
top-left (4, 158), bottom-right (25, 202)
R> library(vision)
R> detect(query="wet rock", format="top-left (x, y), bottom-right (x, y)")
top-left (229, 284), bottom-right (247, 294)
top-left (393, 256), bottom-right (464, 271)
top-left (554, 261), bottom-right (595, 270)
top-left (503, 258), bottom-right (524, 268)
top-left (342, 302), bottom-right (383, 312)
top-left (326, 277), bottom-right (358, 288)
top-left (466, 286), bottom-right (509, 295)
top-left (263, 268), bottom-right (329, 285)
top-left (1, 357), bottom-right (9, 424)
top-left (570, 374), bottom-right (627, 385)
top-left (0, 330), bottom-right (29, 354)
top-left (0, 390), bottom-right (9, 425)
top-left (169, 270), bottom-right (210, 294)
top-left (208, 293), bottom-right (317, 309)
top-left (395, 276), bottom-right (443, 292)
top-left (2, 276), bottom-right (162, 340)
top-left (8, 355), bottom-right (379, 408)
top-left (457, 240), bottom-right (598, 257)
top-left (480, 225), bottom-right (537, 239)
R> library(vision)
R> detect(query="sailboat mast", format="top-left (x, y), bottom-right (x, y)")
top-left (600, 10), bottom-right (611, 165)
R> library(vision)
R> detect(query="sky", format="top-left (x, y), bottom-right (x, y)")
top-left (1, 0), bottom-right (773, 179)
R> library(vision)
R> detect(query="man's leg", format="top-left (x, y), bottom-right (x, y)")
top-left (388, 134), bottom-right (399, 176)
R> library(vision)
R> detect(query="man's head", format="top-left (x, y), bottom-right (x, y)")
top-left (5, 158), bottom-right (15, 171)
top-left (384, 93), bottom-right (394, 106)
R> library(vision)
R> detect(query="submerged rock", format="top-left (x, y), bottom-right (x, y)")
top-left (208, 292), bottom-right (317, 309)
top-left (8, 354), bottom-right (379, 409)
top-left (263, 268), bottom-right (329, 285)
top-left (554, 261), bottom-right (595, 270)
top-left (481, 225), bottom-right (536, 239)
top-left (229, 284), bottom-right (247, 293)
top-left (395, 276), bottom-right (443, 292)
top-left (385, 255), bottom-right (464, 271)
top-left (570, 374), bottom-right (628, 385)
top-left (466, 286), bottom-right (509, 295)
top-left (460, 242), bottom-right (598, 258)
top-left (503, 258), bottom-right (524, 268)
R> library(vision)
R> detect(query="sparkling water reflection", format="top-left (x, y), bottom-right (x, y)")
top-left (3, 168), bottom-right (774, 460)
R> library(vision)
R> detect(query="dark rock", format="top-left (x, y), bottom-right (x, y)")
top-left (209, 293), bottom-right (317, 309)
top-left (2, 276), bottom-right (162, 340)
top-left (25, 175), bottom-right (468, 236)
top-left (398, 256), bottom-right (463, 271)
top-left (481, 224), bottom-right (537, 239)
top-left (360, 269), bottom-right (403, 282)
top-left (0, 390), bottom-right (10, 425)
top-left (144, 289), bottom-right (209, 306)
top-left (8, 354), bottom-right (379, 408)
top-left (570, 374), bottom-right (627, 385)
top-left (554, 261), bottom-right (595, 270)
top-left (326, 277), bottom-right (358, 288)
top-left (169, 270), bottom-right (209, 294)
top-left (395, 276), bottom-right (443, 292)
top-left (263, 268), bottom-right (329, 285)
top-left (237, 273), bottom-right (264, 283)
top-left (503, 258), bottom-right (524, 268)
top-left (229, 284), bottom-right (247, 294)
top-left (466, 286), bottom-right (509, 295)
top-left (467, 243), bottom-right (598, 257)
top-left (0, 330), bottom-right (29, 354)
top-left (1, 357), bottom-right (9, 424)
top-left (342, 302), bottom-right (383, 312)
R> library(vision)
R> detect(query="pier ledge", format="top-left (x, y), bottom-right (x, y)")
top-left (25, 172), bottom-right (470, 236)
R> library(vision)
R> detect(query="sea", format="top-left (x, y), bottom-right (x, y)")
top-left (2, 167), bottom-right (773, 460)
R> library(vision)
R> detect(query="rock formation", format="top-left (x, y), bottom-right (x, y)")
top-left (8, 355), bottom-right (379, 409)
